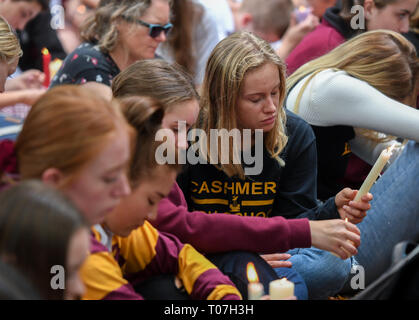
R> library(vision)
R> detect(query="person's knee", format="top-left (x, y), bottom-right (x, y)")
top-left (290, 250), bottom-right (352, 299)
top-left (311, 257), bottom-right (352, 299)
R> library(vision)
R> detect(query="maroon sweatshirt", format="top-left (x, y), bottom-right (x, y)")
top-left (286, 18), bottom-right (345, 76)
top-left (152, 182), bottom-right (311, 254)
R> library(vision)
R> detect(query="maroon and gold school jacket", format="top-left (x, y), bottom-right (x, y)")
top-left (80, 221), bottom-right (242, 300)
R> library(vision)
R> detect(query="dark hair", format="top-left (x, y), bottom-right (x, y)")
top-left (117, 96), bottom-right (180, 186)
top-left (0, 260), bottom-right (41, 300)
top-left (0, 180), bottom-right (87, 299)
top-left (36, 0), bottom-right (49, 11)
top-left (14, 0), bottom-right (50, 11)
top-left (165, 0), bottom-right (204, 77)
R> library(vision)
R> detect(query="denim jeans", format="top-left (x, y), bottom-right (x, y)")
top-left (347, 141), bottom-right (419, 288)
top-left (282, 247), bottom-right (352, 299)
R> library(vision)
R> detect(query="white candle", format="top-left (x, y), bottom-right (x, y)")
top-left (246, 262), bottom-right (264, 300)
top-left (269, 278), bottom-right (294, 300)
top-left (354, 144), bottom-right (395, 202)
top-left (248, 282), bottom-right (264, 300)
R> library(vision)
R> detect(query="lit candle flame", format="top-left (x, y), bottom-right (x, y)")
top-left (246, 262), bottom-right (259, 283)
top-left (42, 47), bottom-right (49, 56)
top-left (298, 5), bottom-right (306, 12)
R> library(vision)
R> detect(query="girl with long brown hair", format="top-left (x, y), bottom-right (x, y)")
top-left (156, 0), bottom-right (220, 86)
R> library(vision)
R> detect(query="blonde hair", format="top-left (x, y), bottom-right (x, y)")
top-left (287, 29), bottom-right (419, 141)
top-left (0, 16), bottom-right (22, 64)
top-left (15, 85), bottom-right (133, 186)
top-left (200, 31), bottom-right (288, 179)
top-left (80, 0), bottom-right (171, 53)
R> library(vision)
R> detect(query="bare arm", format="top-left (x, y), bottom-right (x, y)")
top-left (0, 89), bottom-right (46, 109)
top-left (287, 69), bottom-right (419, 141)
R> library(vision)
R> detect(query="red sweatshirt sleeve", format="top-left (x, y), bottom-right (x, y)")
top-left (152, 183), bottom-right (311, 254)
top-left (285, 20), bottom-right (345, 76)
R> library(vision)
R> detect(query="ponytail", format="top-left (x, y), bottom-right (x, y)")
top-left (116, 96), bottom-right (180, 187)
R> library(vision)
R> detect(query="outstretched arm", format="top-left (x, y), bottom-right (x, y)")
top-left (153, 183), bottom-right (312, 254)
top-left (287, 69), bottom-right (419, 142)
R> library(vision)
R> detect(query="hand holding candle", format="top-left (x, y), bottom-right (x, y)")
top-left (354, 144), bottom-right (396, 202)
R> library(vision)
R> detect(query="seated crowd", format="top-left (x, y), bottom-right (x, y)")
top-left (0, 0), bottom-right (418, 300)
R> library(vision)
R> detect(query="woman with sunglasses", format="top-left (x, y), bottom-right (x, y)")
top-left (49, 0), bottom-right (173, 99)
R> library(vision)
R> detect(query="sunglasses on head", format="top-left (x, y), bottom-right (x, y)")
top-left (123, 16), bottom-right (173, 38)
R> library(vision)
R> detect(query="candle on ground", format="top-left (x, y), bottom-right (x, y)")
top-left (269, 278), bottom-right (294, 300)
top-left (354, 144), bottom-right (395, 202)
top-left (42, 48), bottom-right (51, 88)
top-left (247, 262), bottom-right (264, 300)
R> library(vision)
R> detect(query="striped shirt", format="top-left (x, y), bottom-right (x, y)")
top-left (81, 221), bottom-right (242, 300)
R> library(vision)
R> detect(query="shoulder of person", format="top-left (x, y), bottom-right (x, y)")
top-left (298, 21), bottom-right (342, 51)
top-left (281, 109), bottom-right (316, 161)
top-left (297, 69), bottom-right (350, 92)
top-left (286, 24), bottom-right (342, 73)
top-left (285, 108), bottom-right (315, 140)
top-left (65, 43), bottom-right (107, 63)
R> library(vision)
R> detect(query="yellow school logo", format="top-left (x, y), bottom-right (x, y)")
top-left (342, 142), bottom-right (351, 156)
top-left (229, 196), bottom-right (240, 212)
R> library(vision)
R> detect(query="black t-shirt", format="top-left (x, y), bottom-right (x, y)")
top-left (19, 11), bottom-right (67, 72)
top-left (49, 42), bottom-right (120, 88)
top-left (177, 109), bottom-right (339, 221)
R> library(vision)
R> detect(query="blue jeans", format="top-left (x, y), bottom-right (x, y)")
top-left (273, 267), bottom-right (308, 300)
top-left (346, 141), bottom-right (419, 288)
top-left (208, 251), bottom-right (308, 300)
top-left (281, 247), bottom-right (352, 299)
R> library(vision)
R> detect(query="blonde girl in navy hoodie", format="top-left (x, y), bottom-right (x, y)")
top-left (176, 31), bottom-right (373, 299)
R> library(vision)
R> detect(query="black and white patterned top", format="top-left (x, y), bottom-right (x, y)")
top-left (49, 42), bottom-right (120, 88)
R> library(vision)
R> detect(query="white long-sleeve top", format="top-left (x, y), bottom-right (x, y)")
top-left (285, 69), bottom-right (419, 165)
